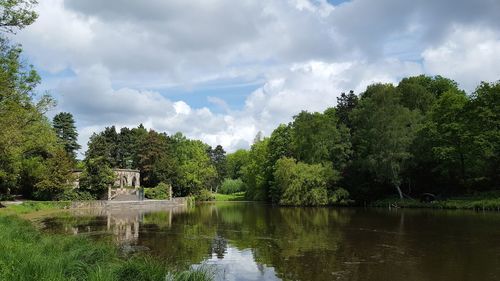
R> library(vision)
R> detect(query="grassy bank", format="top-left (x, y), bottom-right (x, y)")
top-left (371, 193), bottom-right (500, 211)
top-left (214, 192), bottom-right (246, 201)
top-left (0, 204), bottom-right (213, 281)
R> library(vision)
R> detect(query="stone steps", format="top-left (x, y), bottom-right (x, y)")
top-left (112, 194), bottom-right (139, 201)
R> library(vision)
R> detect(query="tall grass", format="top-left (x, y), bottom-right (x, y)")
top-left (0, 215), bottom-right (214, 281)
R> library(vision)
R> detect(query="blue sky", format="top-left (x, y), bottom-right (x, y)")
top-left (15, 0), bottom-right (500, 153)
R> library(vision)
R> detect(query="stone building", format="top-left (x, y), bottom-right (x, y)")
top-left (72, 169), bottom-right (141, 200)
top-left (113, 169), bottom-right (140, 188)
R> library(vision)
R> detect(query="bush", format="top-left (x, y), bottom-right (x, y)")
top-left (218, 178), bottom-right (245, 194)
top-left (54, 189), bottom-right (95, 201)
top-left (0, 194), bottom-right (14, 201)
top-left (195, 189), bottom-right (215, 201)
top-left (329, 188), bottom-right (352, 205)
top-left (144, 183), bottom-right (171, 200)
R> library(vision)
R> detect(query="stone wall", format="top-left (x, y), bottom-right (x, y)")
top-left (70, 197), bottom-right (190, 210)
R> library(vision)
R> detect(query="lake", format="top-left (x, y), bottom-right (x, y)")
top-left (39, 202), bottom-right (500, 281)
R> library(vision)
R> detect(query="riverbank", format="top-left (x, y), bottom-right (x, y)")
top-left (213, 192), bottom-right (246, 201)
top-left (371, 193), bottom-right (500, 211)
top-left (0, 203), bottom-right (213, 281)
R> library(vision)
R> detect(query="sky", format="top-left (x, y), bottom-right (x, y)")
top-left (15, 0), bottom-right (500, 156)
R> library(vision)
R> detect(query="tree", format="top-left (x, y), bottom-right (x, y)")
top-left (34, 149), bottom-right (75, 200)
top-left (53, 112), bottom-right (80, 160)
top-left (171, 133), bottom-right (217, 196)
top-left (208, 145), bottom-right (227, 191)
top-left (425, 89), bottom-right (469, 188)
top-left (85, 126), bottom-right (119, 167)
top-left (335, 90), bottom-right (358, 129)
top-left (291, 110), bottom-right (351, 169)
top-left (274, 157), bottom-right (337, 206)
top-left (0, 2), bottom-right (63, 198)
top-left (136, 130), bottom-right (170, 187)
top-left (226, 149), bottom-right (250, 180)
top-left (465, 82), bottom-right (500, 188)
top-left (351, 84), bottom-right (420, 199)
top-left (79, 157), bottom-right (115, 198)
top-left (267, 124), bottom-right (293, 202)
top-left (0, 0), bottom-right (38, 33)
top-left (242, 138), bottom-right (269, 201)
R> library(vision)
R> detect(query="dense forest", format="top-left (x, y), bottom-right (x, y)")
top-left (0, 1), bottom-right (499, 205)
top-left (234, 78), bottom-right (500, 205)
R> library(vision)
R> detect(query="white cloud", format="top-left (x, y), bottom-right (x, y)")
top-left (423, 25), bottom-right (500, 92)
top-left (12, 0), bottom-right (500, 155)
top-left (58, 59), bottom-right (422, 154)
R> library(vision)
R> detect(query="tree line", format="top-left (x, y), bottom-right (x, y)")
top-left (229, 76), bottom-right (500, 205)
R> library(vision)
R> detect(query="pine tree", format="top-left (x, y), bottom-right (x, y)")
top-left (53, 112), bottom-right (81, 159)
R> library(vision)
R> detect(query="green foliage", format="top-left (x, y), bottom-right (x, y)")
top-left (274, 157), bottom-right (340, 206)
top-left (335, 90), bottom-right (358, 129)
top-left (329, 188), bottom-right (351, 205)
top-left (54, 189), bottom-right (94, 201)
top-left (79, 157), bottom-right (115, 198)
top-left (52, 112), bottom-right (80, 160)
top-left (207, 145), bottom-right (227, 189)
top-left (351, 83), bottom-right (420, 198)
top-left (144, 182), bottom-right (172, 200)
top-left (214, 192), bottom-right (246, 201)
top-left (0, 201), bottom-right (70, 214)
top-left (195, 189), bottom-right (215, 201)
top-left (242, 138), bottom-right (270, 201)
top-left (0, 24), bottom-right (64, 198)
top-left (225, 149), bottom-right (250, 179)
top-left (371, 193), bottom-right (500, 211)
top-left (137, 130), bottom-right (170, 187)
top-left (33, 149), bottom-right (75, 200)
top-left (0, 0), bottom-right (38, 33)
top-left (218, 178), bottom-right (245, 194)
top-left (173, 134), bottom-right (217, 196)
top-left (291, 110), bottom-right (351, 166)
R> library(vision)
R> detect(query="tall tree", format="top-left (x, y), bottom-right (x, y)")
top-left (208, 145), bottom-right (227, 191)
top-left (85, 126), bottom-right (119, 167)
top-left (52, 112), bottom-right (80, 160)
top-left (291, 110), bottom-right (351, 168)
top-left (0, 0), bottom-right (38, 33)
top-left (136, 130), bottom-right (170, 187)
top-left (351, 84), bottom-right (420, 199)
top-left (226, 149), bottom-right (250, 179)
top-left (79, 157), bottom-right (115, 198)
top-left (335, 91), bottom-right (358, 129)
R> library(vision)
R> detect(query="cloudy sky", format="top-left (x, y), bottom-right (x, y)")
top-left (16, 0), bottom-right (500, 155)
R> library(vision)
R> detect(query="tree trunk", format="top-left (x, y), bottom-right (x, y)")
top-left (395, 184), bottom-right (403, 199)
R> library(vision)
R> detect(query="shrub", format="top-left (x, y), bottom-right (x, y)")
top-left (54, 189), bottom-right (95, 201)
top-left (195, 189), bottom-right (215, 201)
top-left (329, 188), bottom-right (352, 205)
top-left (0, 194), bottom-right (14, 201)
top-left (218, 178), bottom-right (245, 194)
top-left (144, 183), bottom-right (171, 200)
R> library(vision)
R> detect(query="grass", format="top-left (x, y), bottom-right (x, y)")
top-left (214, 192), bottom-right (246, 201)
top-left (0, 205), bottom-right (214, 281)
top-left (0, 201), bottom-right (71, 215)
top-left (371, 193), bottom-right (500, 211)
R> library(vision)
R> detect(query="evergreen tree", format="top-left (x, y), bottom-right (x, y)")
top-left (52, 112), bottom-right (81, 160)
top-left (208, 145), bottom-right (227, 190)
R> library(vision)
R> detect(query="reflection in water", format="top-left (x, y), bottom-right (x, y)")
top-left (40, 203), bottom-right (500, 281)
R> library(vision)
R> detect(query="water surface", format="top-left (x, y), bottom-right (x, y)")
top-left (40, 203), bottom-right (500, 281)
